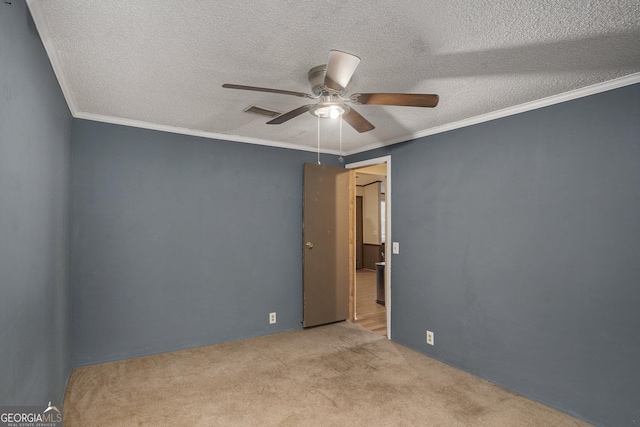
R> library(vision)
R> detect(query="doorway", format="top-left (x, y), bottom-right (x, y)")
top-left (346, 156), bottom-right (391, 339)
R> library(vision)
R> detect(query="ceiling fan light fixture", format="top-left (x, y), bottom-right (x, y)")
top-left (311, 103), bottom-right (349, 119)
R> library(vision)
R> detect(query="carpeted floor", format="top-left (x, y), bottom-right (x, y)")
top-left (63, 322), bottom-right (591, 426)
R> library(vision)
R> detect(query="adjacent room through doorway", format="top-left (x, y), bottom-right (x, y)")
top-left (348, 159), bottom-right (390, 338)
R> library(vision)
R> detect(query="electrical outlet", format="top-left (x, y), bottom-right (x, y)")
top-left (426, 330), bottom-right (434, 346)
top-left (269, 312), bottom-right (276, 324)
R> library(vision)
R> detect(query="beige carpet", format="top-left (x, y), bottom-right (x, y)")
top-left (63, 322), bottom-right (590, 426)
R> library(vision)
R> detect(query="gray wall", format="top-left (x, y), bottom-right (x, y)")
top-left (70, 120), bottom-right (335, 365)
top-left (348, 83), bottom-right (640, 426)
top-left (0, 2), bottom-right (72, 406)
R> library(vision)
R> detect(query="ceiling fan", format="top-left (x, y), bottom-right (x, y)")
top-left (222, 50), bottom-right (439, 133)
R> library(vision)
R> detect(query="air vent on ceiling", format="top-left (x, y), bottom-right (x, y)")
top-left (243, 105), bottom-right (282, 118)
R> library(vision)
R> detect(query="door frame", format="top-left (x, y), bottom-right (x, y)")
top-left (346, 155), bottom-right (392, 339)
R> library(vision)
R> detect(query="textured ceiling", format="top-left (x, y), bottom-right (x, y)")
top-left (27, 0), bottom-right (640, 154)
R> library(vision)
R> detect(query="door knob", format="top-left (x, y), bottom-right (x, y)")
top-left (305, 241), bottom-right (314, 249)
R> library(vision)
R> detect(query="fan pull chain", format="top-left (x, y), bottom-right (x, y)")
top-left (317, 115), bottom-right (321, 165)
top-left (338, 116), bottom-right (344, 163)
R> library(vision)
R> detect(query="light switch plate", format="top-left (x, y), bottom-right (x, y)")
top-left (392, 242), bottom-right (399, 254)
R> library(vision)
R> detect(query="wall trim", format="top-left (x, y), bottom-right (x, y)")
top-left (357, 180), bottom-right (384, 188)
top-left (70, 73), bottom-right (640, 155)
top-left (74, 112), bottom-right (324, 153)
top-left (26, 0), bottom-right (77, 114)
top-left (346, 72), bottom-right (640, 155)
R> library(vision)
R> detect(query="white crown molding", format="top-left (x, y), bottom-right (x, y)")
top-left (75, 67), bottom-right (640, 157)
top-left (74, 112), bottom-right (331, 154)
top-left (346, 72), bottom-right (640, 156)
top-left (26, 0), bottom-right (78, 115)
top-left (75, 70), bottom-right (640, 156)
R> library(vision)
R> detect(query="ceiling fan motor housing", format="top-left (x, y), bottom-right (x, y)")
top-left (308, 65), bottom-right (346, 97)
top-left (308, 65), bottom-right (327, 96)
